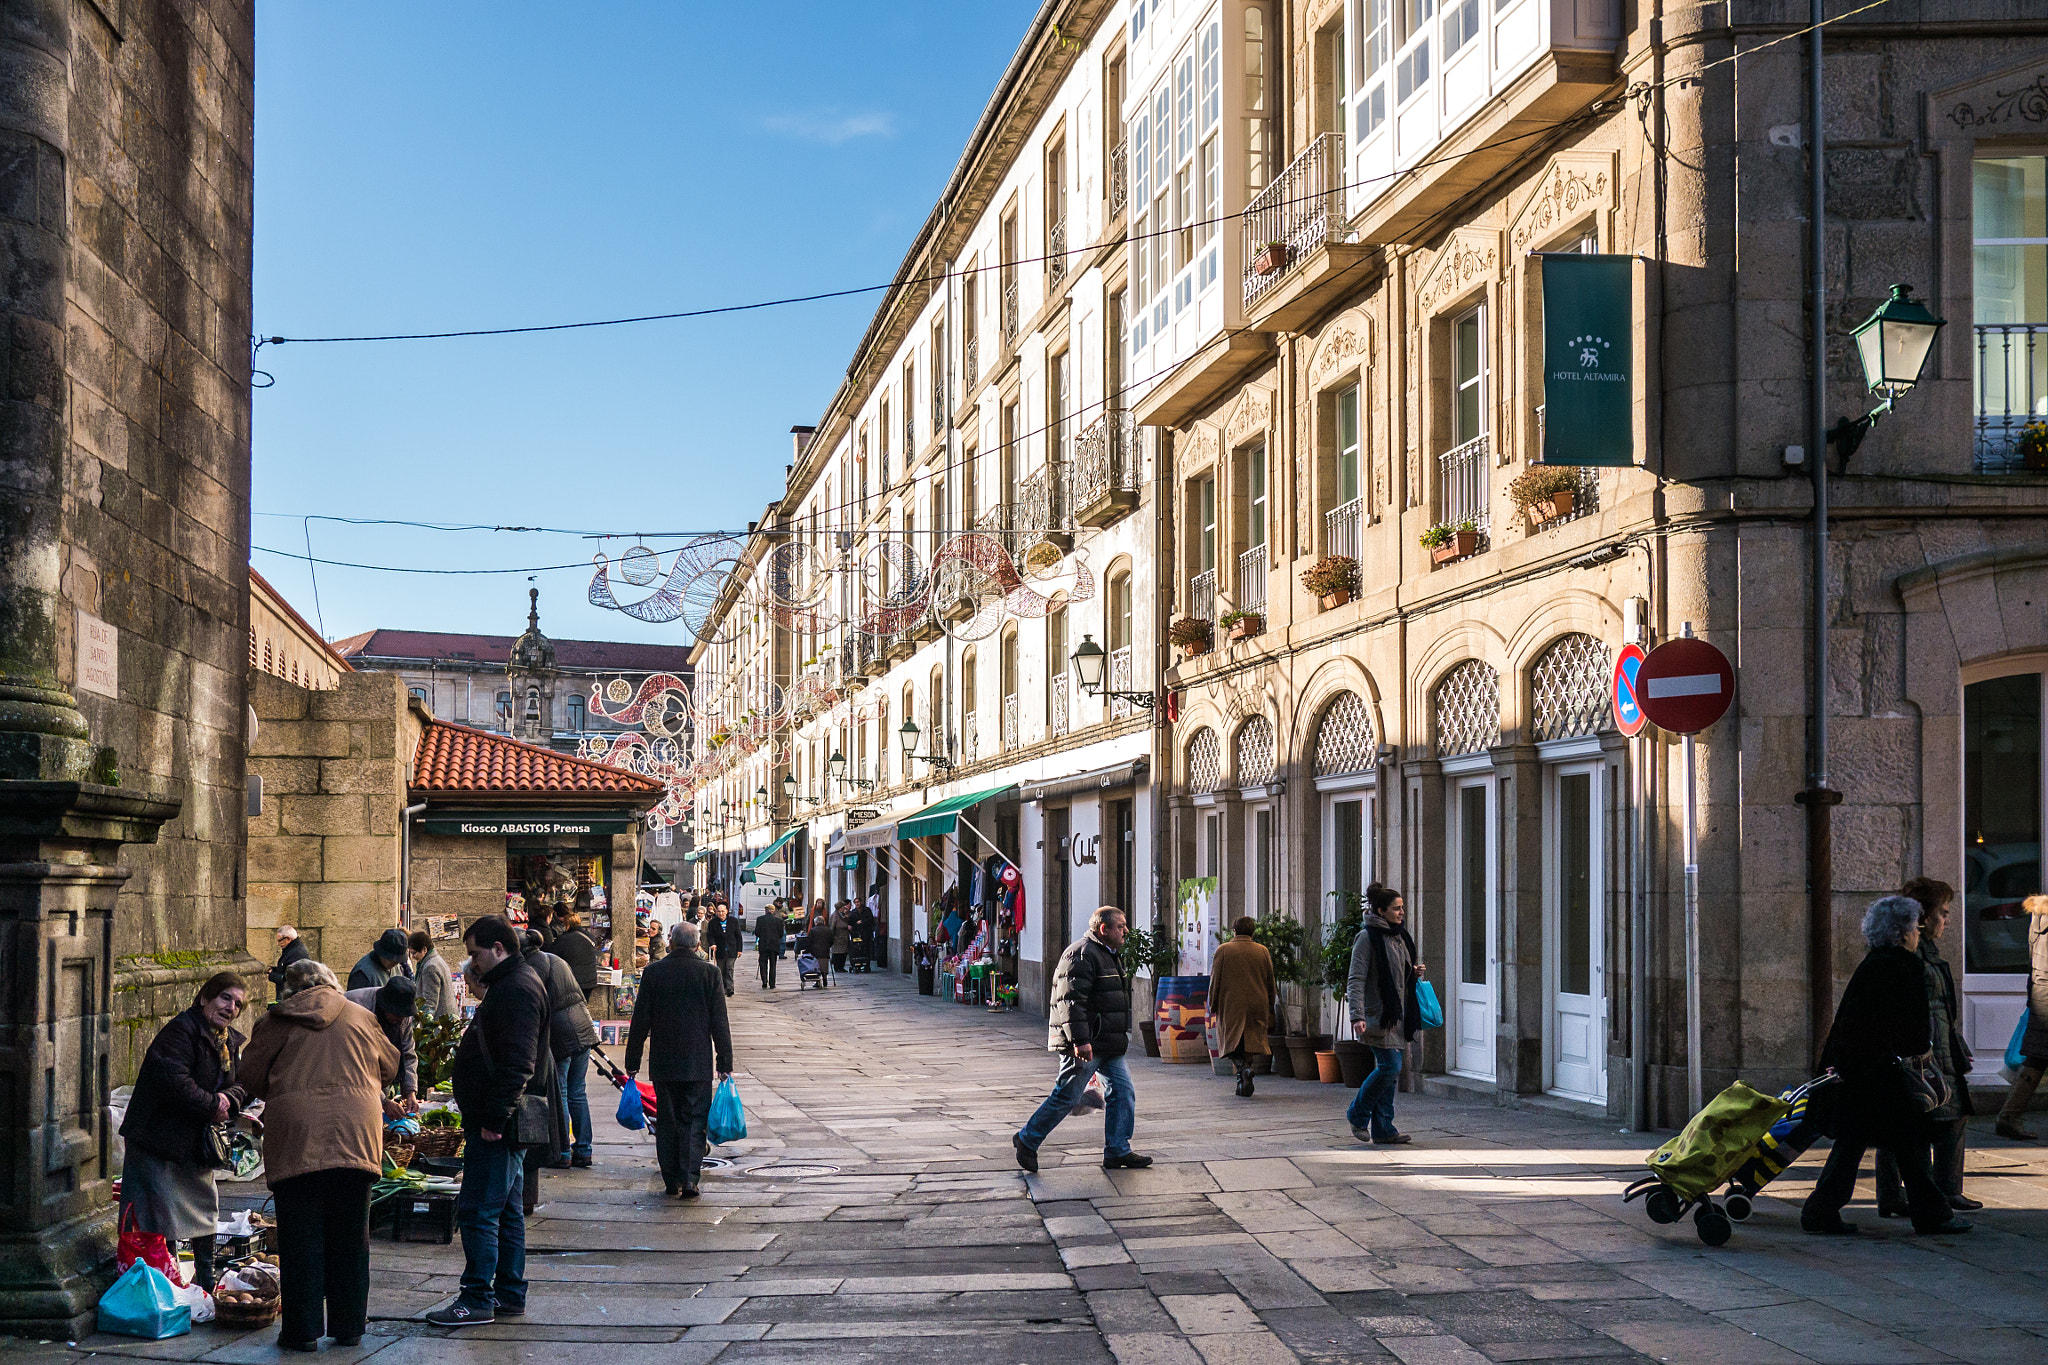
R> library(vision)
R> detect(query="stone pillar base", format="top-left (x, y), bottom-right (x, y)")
top-left (0, 1205), bottom-right (118, 1341)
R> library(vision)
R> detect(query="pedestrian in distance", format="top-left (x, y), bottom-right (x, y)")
top-left (342, 976), bottom-right (420, 1116)
top-left (1874, 878), bottom-right (1982, 1214)
top-left (269, 926), bottom-right (311, 1001)
top-left (1801, 896), bottom-right (1974, 1236)
top-left (521, 929), bottom-right (597, 1171)
top-left (346, 926), bottom-right (412, 992)
top-left (409, 930), bottom-right (457, 1019)
top-left (1014, 906), bottom-right (1152, 1173)
top-left (830, 900), bottom-right (853, 973)
top-left (1996, 893), bottom-right (2048, 1139)
top-left (707, 900), bottom-right (745, 997)
top-left (1346, 884), bottom-right (1425, 1146)
top-left (426, 915), bottom-right (551, 1328)
top-left (238, 959), bottom-right (398, 1351)
top-left (1208, 917), bottom-right (1274, 1098)
top-left (755, 900), bottom-right (787, 988)
top-left (806, 904), bottom-right (833, 988)
top-left (625, 922), bottom-right (734, 1198)
top-left (120, 972), bottom-right (250, 1294)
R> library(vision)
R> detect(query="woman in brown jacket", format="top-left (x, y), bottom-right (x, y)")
top-left (239, 959), bottom-right (399, 1351)
top-left (1208, 918), bottom-right (1275, 1098)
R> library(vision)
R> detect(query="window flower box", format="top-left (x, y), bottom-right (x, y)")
top-left (1421, 520), bottom-right (1479, 564)
top-left (1221, 610), bottom-right (1263, 641)
top-left (1252, 241), bottom-right (1289, 276)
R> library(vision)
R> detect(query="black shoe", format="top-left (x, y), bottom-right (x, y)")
top-left (1916, 1217), bottom-right (1972, 1235)
top-left (1949, 1194), bottom-right (1983, 1211)
top-left (425, 1303), bottom-right (495, 1328)
top-left (1013, 1135), bottom-right (1039, 1173)
top-left (1800, 1214), bottom-right (1859, 1235)
top-left (277, 1339), bottom-right (319, 1352)
top-left (1373, 1133), bottom-right (1414, 1145)
top-left (1102, 1152), bottom-right (1154, 1169)
top-left (664, 1184), bottom-right (679, 1198)
top-left (1877, 1203), bottom-right (1909, 1219)
top-left (543, 1158), bottom-right (572, 1170)
top-left (571, 1154), bottom-right (592, 1169)
top-left (678, 1184), bottom-right (701, 1199)
top-left (333, 1337), bottom-right (363, 1347)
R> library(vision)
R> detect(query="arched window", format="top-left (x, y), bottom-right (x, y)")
top-left (1530, 634), bottom-right (1612, 742)
top-left (1312, 691), bottom-right (1376, 776)
top-left (1235, 715), bottom-right (1275, 786)
top-left (409, 686), bottom-right (428, 704)
top-left (1187, 726), bottom-right (1222, 794)
top-left (1435, 661), bottom-right (1501, 757)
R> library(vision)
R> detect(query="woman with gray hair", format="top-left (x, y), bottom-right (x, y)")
top-left (1800, 896), bottom-right (1972, 1236)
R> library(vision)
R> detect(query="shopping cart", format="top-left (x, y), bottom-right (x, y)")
top-left (589, 1045), bottom-right (658, 1138)
top-left (796, 952), bottom-right (824, 989)
top-left (1623, 1070), bottom-right (1838, 1245)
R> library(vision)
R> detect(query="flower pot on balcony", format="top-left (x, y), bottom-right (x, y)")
top-left (1181, 642), bottom-right (1209, 660)
top-left (1524, 490), bottom-right (1576, 529)
top-left (1253, 242), bottom-right (1289, 276)
top-left (1430, 530), bottom-right (1478, 564)
top-left (1318, 589), bottom-right (1351, 611)
top-left (1227, 615), bottom-right (1262, 641)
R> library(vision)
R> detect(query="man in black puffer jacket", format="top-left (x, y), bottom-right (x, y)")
top-left (1013, 906), bottom-right (1152, 1174)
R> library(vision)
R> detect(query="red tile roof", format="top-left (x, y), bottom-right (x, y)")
top-left (412, 720), bottom-right (664, 799)
top-left (335, 628), bottom-right (692, 673)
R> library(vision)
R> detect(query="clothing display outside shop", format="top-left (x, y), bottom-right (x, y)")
top-left (928, 855), bottom-right (1025, 1007)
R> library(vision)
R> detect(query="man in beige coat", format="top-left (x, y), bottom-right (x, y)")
top-left (1208, 918), bottom-right (1275, 1098)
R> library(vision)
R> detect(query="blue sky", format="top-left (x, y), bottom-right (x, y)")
top-left (252, 0), bottom-right (1035, 645)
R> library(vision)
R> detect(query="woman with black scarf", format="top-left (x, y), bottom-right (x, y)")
top-left (1344, 885), bottom-right (1426, 1146)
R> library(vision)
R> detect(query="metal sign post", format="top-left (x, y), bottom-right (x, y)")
top-left (1683, 722), bottom-right (1702, 1117)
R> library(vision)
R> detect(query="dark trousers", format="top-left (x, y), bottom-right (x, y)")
top-left (758, 949), bottom-right (778, 988)
top-left (653, 1079), bottom-right (714, 1190)
top-left (831, 951), bottom-right (847, 971)
top-left (1804, 1127), bottom-right (1951, 1231)
top-left (1875, 1116), bottom-right (1967, 1204)
top-left (272, 1168), bottom-right (373, 1345)
top-left (718, 954), bottom-right (737, 995)
top-left (455, 1135), bottom-right (526, 1313)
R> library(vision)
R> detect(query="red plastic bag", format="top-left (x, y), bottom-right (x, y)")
top-left (118, 1206), bottom-right (186, 1286)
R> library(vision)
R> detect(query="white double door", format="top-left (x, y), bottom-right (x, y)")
top-left (1546, 762), bottom-right (1607, 1103)
top-left (1446, 774), bottom-right (1497, 1078)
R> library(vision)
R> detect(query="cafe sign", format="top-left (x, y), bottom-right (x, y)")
top-left (422, 812), bottom-right (636, 837)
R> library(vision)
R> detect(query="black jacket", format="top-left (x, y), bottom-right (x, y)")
top-left (268, 938), bottom-right (309, 988)
top-left (524, 946), bottom-right (600, 1060)
top-left (123, 1006), bottom-right (245, 1166)
top-left (552, 927), bottom-right (601, 994)
top-left (625, 951), bottom-right (732, 1082)
top-left (451, 955), bottom-right (551, 1137)
top-left (706, 913), bottom-right (745, 961)
top-left (1814, 944), bottom-right (1934, 1146)
top-left (754, 912), bottom-right (786, 955)
top-left (1048, 933), bottom-right (1131, 1059)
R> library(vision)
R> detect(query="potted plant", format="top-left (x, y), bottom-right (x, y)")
top-left (1321, 893), bottom-right (1371, 1084)
top-left (1251, 913), bottom-right (1305, 1077)
top-left (1507, 464), bottom-right (1580, 527)
top-left (1220, 608), bottom-right (1264, 641)
top-left (1253, 240), bottom-right (1289, 275)
top-left (1169, 616), bottom-right (1214, 658)
top-left (1300, 555), bottom-right (1358, 610)
top-left (2020, 420), bottom-right (2048, 472)
top-left (1122, 926), bottom-right (1161, 1056)
top-left (1420, 518), bottom-right (1479, 564)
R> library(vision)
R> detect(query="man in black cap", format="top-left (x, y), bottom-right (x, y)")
top-left (348, 926), bottom-right (414, 992)
top-left (344, 974), bottom-right (420, 1115)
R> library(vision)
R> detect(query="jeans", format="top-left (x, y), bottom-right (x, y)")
top-left (1346, 1046), bottom-right (1405, 1140)
top-left (557, 1047), bottom-right (591, 1161)
top-left (1803, 1126), bottom-right (1950, 1231)
top-left (758, 949), bottom-right (778, 988)
top-left (1875, 1115), bottom-right (1966, 1204)
top-left (1016, 1052), bottom-right (1136, 1158)
top-left (272, 1168), bottom-right (372, 1345)
top-left (455, 1135), bottom-right (526, 1313)
top-left (653, 1079), bottom-right (714, 1190)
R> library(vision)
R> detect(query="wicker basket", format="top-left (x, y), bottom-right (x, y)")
top-left (384, 1143), bottom-right (415, 1171)
top-left (412, 1127), bottom-right (463, 1159)
top-left (213, 1293), bottom-right (280, 1328)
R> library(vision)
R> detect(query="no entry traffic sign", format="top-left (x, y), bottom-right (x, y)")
top-left (1611, 644), bottom-right (1647, 737)
top-left (1637, 638), bottom-right (1735, 734)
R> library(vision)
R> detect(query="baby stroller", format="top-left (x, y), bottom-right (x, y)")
top-left (1624, 1070), bottom-right (1837, 1245)
top-left (589, 1045), bottom-right (658, 1139)
top-left (796, 951), bottom-right (825, 989)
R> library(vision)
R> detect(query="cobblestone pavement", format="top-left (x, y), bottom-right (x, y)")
top-left (23, 965), bottom-right (2048, 1364)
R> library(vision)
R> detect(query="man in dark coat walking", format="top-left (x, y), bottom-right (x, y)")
top-left (754, 903), bottom-right (787, 989)
top-left (428, 915), bottom-right (549, 1329)
top-left (1013, 906), bottom-right (1151, 1173)
top-left (626, 922), bottom-right (733, 1198)
top-left (706, 901), bottom-right (745, 997)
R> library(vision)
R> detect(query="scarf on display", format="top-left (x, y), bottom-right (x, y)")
top-left (998, 863), bottom-right (1025, 933)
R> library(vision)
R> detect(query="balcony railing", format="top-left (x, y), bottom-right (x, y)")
top-left (1237, 546), bottom-right (1267, 614)
top-left (1109, 139), bottom-right (1128, 219)
top-left (1325, 496), bottom-right (1363, 563)
top-left (1527, 405), bottom-right (1598, 528)
top-left (964, 334), bottom-right (979, 392)
top-left (963, 712), bottom-right (979, 763)
top-left (1072, 409), bottom-right (1139, 523)
top-left (904, 413), bottom-right (916, 458)
top-left (1976, 323), bottom-right (2048, 472)
top-left (1049, 674), bottom-right (1069, 738)
top-left (932, 371), bottom-right (946, 432)
top-left (1438, 432), bottom-right (1492, 546)
top-left (1109, 645), bottom-right (1135, 720)
top-left (1002, 693), bottom-right (1019, 752)
top-left (1190, 568), bottom-right (1217, 624)
top-left (1002, 277), bottom-right (1020, 346)
top-left (1242, 132), bottom-right (1354, 309)
top-left (1020, 462), bottom-right (1071, 539)
top-left (1047, 216), bottom-right (1068, 287)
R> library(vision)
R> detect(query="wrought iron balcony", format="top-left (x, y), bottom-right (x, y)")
top-left (962, 711), bottom-right (979, 763)
top-left (964, 334), bottom-right (979, 392)
top-left (1049, 674), bottom-right (1069, 739)
top-left (1109, 139), bottom-right (1128, 220)
top-left (932, 370), bottom-right (946, 432)
top-left (904, 413), bottom-right (916, 458)
top-left (1047, 217), bottom-right (1068, 287)
top-left (1002, 277), bottom-right (1020, 346)
top-left (1073, 409), bottom-right (1140, 527)
top-left (1242, 132), bottom-right (1358, 311)
top-left (1236, 546), bottom-right (1266, 614)
top-left (1001, 693), bottom-right (1019, 752)
top-left (1437, 432), bottom-right (1492, 549)
top-left (1019, 462), bottom-right (1072, 546)
top-left (1325, 496), bottom-right (1363, 563)
top-left (1109, 645), bottom-right (1135, 720)
top-left (1976, 322), bottom-right (2048, 472)
top-left (1190, 568), bottom-right (1217, 624)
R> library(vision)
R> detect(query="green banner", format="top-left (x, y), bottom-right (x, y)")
top-left (422, 813), bottom-right (634, 837)
top-left (1541, 253), bottom-right (1633, 466)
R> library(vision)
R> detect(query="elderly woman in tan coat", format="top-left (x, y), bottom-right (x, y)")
top-left (239, 959), bottom-right (399, 1352)
top-left (1208, 918), bottom-right (1275, 1099)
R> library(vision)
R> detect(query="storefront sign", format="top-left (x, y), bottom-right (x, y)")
top-left (423, 813), bottom-right (635, 837)
top-left (1541, 253), bottom-right (1634, 466)
top-left (845, 820), bottom-right (898, 852)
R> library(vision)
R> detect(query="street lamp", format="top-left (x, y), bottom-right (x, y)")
top-left (898, 717), bottom-right (954, 774)
top-left (827, 747), bottom-right (874, 792)
top-left (1069, 633), bottom-right (1156, 711)
top-left (1827, 283), bottom-right (1947, 462)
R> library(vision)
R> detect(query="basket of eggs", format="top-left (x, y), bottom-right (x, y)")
top-left (212, 1261), bottom-right (283, 1328)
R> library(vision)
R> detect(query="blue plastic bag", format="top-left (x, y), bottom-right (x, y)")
top-left (97, 1260), bottom-right (190, 1340)
top-left (708, 1076), bottom-right (747, 1145)
top-left (2008, 1011), bottom-right (2031, 1073)
top-left (1415, 980), bottom-right (1445, 1030)
top-left (616, 1079), bottom-right (646, 1131)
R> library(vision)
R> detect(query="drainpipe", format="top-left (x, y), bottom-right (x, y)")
top-left (1150, 425), bottom-right (1171, 945)
top-left (400, 801), bottom-right (428, 928)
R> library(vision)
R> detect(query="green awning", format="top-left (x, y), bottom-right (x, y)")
top-left (683, 849), bottom-right (709, 863)
top-left (744, 827), bottom-right (801, 871)
top-left (897, 785), bottom-right (1015, 841)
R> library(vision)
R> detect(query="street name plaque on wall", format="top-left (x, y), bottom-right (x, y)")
top-left (423, 813), bottom-right (636, 837)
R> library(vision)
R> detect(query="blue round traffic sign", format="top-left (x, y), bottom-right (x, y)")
top-left (1612, 644), bottom-right (1648, 737)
